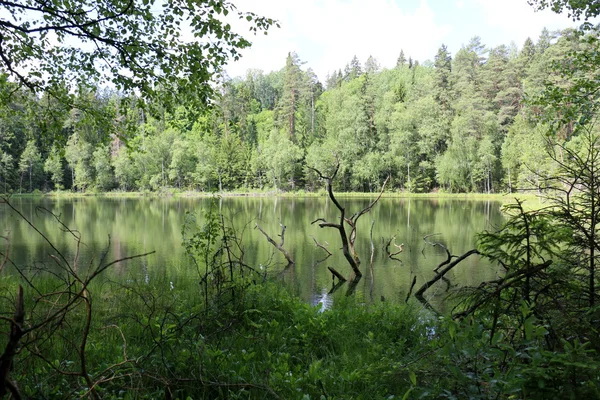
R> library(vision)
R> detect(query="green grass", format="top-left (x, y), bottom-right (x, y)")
top-left (14, 187), bottom-right (546, 203)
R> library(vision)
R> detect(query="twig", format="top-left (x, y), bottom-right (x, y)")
top-left (255, 223), bottom-right (294, 265)
top-left (311, 236), bottom-right (332, 256)
top-left (422, 233), bottom-right (452, 272)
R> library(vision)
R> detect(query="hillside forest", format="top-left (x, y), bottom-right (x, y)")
top-left (0, 27), bottom-right (594, 194)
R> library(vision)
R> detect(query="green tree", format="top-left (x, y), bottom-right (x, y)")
top-left (347, 55), bottom-right (363, 80)
top-left (529, 0), bottom-right (600, 20)
top-left (0, 0), bottom-right (276, 110)
top-left (0, 151), bottom-right (14, 193)
top-left (112, 147), bottom-right (138, 191)
top-left (277, 52), bottom-right (306, 141)
top-left (44, 146), bottom-right (64, 190)
top-left (259, 130), bottom-right (303, 190)
top-left (65, 133), bottom-right (94, 192)
top-left (396, 50), bottom-right (407, 67)
top-left (364, 56), bottom-right (380, 74)
top-left (169, 138), bottom-right (197, 189)
top-left (18, 140), bottom-right (42, 192)
top-left (433, 44), bottom-right (453, 112)
top-left (93, 145), bottom-right (115, 191)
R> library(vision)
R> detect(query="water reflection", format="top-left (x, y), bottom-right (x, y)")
top-left (1, 196), bottom-right (506, 307)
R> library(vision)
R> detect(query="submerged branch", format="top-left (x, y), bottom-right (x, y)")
top-left (328, 266), bottom-right (347, 282)
top-left (255, 223), bottom-right (294, 265)
top-left (386, 235), bottom-right (404, 263)
top-left (415, 249), bottom-right (481, 312)
top-left (311, 236), bottom-right (332, 256)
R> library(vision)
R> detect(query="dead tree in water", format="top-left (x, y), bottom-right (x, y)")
top-left (309, 162), bottom-right (389, 278)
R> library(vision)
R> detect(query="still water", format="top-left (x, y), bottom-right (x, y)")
top-left (1, 196), bottom-right (507, 308)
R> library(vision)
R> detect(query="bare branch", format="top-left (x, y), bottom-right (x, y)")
top-left (255, 223), bottom-right (294, 265)
top-left (328, 266), bottom-right (347, 282)
top-left (422, 233), bottom-right (452, 272)
top-left (414, 249), bottom-right (480, 311)
top-left (311, 236), bottom-right (332, 256)
top-left (386, 235), bottom-right (405, 262)
top-left (405, 276), bottom-right (417, 303)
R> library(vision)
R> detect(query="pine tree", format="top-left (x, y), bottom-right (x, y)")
top-left (537, 27), bottom-right (553, 54)
top-left (348, 55), bottom-right (363, 80)
top-left (434, 44), bottom-right (453, 110)
top-left (520, 37), bottom-right (536, 62)
top-left (396, 50), bottom-right (407, 67)
top-left (277, 52), bottom-right (305, 141)
top-left (364, 56), bottom-right (380, 74)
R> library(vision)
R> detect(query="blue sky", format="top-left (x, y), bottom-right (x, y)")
top-left (225, 0), bottom-right (582, 81)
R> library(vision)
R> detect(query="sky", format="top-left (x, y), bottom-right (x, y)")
top-left (224, 0), bottom-right (583, 81)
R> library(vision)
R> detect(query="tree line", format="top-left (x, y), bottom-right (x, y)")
top-left (0, 27), bottom-right (593, 194)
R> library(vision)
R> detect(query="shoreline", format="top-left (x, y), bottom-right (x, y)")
top-left (5, 189), bottom-right (544, 203)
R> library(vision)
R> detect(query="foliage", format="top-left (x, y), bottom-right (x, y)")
top-left (1, 28), bottom-right (597, 195)
top-left (529, 0), bottom-right (600, 20)
top-left (0, 0), bottom-right (277, 111)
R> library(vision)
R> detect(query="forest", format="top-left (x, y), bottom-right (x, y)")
top-left (0, 27), bottom-right (592, 194)
top-left (3, 0), bottom-right (600, 398)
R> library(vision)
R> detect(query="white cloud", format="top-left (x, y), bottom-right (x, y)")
top-left (473, 0), bottom-right (576, 43)
top-left (225, 0), bottom-right (452, 81)
top-left (224, 0), bottom-right (582, 82)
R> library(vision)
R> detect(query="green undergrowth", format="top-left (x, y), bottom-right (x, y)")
top-left (7, 276), bottom-right (600, 399)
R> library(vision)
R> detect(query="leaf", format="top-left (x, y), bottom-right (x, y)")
top-left (409, 371), bottom-right (417, 386)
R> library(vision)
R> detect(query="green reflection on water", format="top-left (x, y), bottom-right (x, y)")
top-left (1, 196), bottom-right (505, 308)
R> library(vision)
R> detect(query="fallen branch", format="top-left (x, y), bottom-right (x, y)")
top-left (405, 276), bottom-right (417, 303)
top-left (328, 267), bottom-right (347, 282)
top-left (255, 223), bottom-right (294, 265)
top-left (0, 234), bottom-right (9, 273)
top-left (415, 249), bottom-right (480, 311)
top-left (328, 280), bottom-right (346, 294)
top-left (369, 220), bottom-right (375, 268)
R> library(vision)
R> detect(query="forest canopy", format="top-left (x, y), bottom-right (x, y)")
top-left (0, 0), bottom-right (599, 195)
top-left (2, 26), bottom-right (597, 194)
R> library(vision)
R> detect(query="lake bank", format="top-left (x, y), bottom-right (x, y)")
top-left (9, 188), bottom-right (543, 202)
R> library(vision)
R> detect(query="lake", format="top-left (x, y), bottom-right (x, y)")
top-left (1, 196), bottom-right (507, 309)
